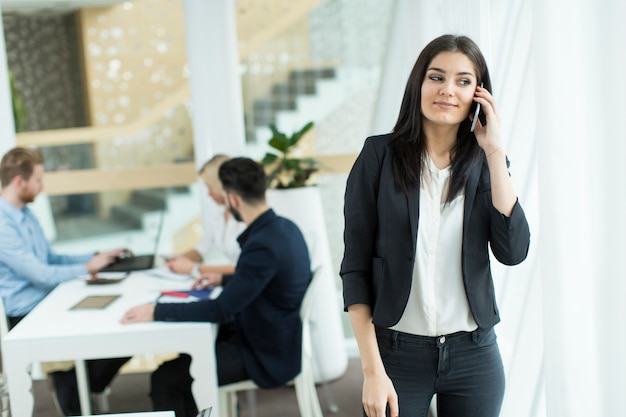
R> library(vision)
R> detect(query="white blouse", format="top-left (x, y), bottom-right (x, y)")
top-left (391, 156), bottom-right (478, 336)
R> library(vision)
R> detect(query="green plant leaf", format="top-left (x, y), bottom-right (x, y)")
top-left (268, 124), bottom-right (290, 153)
top-left (261, 153), bottom-right (279, 166)
top-left (263, 121), bottom-right (319, 189)
top-left (288, 121), bottom-right (314, 147)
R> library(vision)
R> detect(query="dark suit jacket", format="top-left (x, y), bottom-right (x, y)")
top-left (341, 134), bottom-right (530, 330)
top-left (155, 209), bottom-right (311, 388)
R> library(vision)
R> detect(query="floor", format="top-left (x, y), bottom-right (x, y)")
top-left (25, 358), bottom-right (364, 417)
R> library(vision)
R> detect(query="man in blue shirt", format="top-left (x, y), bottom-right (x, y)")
top-left (122, 157), bottom-right (312, 417)
top-left (0, 147), bottom-right (129, 415)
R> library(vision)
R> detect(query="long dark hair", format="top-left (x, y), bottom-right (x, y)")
top-left (390, 34), bottom-right (492, 203)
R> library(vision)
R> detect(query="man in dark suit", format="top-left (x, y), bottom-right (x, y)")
top-left (122, 157), bottom-right (311, 417)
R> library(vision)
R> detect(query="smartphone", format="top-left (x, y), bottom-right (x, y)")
top-left (470, 82), bottom-right (486, 132)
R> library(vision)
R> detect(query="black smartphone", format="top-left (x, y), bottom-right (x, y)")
top-left (470, 82), bottom-right (487, 132)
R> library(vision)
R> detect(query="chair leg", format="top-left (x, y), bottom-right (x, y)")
top-left (230, 391), bottom-right (240, 417)
top-left (245, 390), bottom-right (257, 417)
top-left (218, 389), bottom-right (230, 417)
top-left (319, 379), bottom-right (339, 413)
top-left (294, 371), bottom-right (323, 417)
top-left (310, 321), bottom-right (339, 413)
top-left (93, 386), bottom-right (111, 413)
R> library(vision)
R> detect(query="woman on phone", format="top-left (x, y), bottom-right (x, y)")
top-left (341, 34), bottom-right (530, 417)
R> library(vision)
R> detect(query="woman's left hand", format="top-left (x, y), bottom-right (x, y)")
top-left (472, 85), bottom-right (503, 157)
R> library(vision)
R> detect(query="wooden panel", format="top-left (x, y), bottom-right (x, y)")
top-left (316, 154), bottom-right (358, 174)
top-left (43, 162), bottom-right (196, 195)
top-left (38, 155), bottom-right (356, 196)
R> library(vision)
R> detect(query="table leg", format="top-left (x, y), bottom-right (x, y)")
top-left (75, 360), bottom-right (92, 415)
top-left (5, 357), bottom-right (34, 417)
top-left (188, 347), bottom-right (219, 416)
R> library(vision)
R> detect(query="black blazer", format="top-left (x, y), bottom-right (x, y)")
top-left (156, 209), bottom-right (311, 388)
top-left (340, 134), bottom-right (530, 330)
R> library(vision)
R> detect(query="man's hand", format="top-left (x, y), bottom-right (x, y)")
top-left (165, 255), bottom-right (195, 274)
top-left (192, 272), bottom-right (223, 289)
top-left (121, 304), bottom-right (155, 324)
top-left (85, 248), bottom-right (126, 275)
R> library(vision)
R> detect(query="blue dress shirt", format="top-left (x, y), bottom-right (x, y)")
top-left (0, 197), bottom-right (91, 317)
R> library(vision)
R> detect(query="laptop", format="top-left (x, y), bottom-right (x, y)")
top-left (99, 211), bottom-right (165, 273)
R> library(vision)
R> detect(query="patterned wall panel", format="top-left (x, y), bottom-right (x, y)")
top-left (2, 12), bottom-right (87, 131)
top-left (79, 0), bottom-right (189, 126)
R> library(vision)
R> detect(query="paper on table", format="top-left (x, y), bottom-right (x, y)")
top-left (147, 267), bottom-right (192, 282)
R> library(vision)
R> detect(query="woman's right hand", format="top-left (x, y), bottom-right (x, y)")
top-left (362, 371), bottom-right (399, 417)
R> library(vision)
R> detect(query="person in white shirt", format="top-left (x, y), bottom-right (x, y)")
top-left (165, 154), bottom-right (245, 279)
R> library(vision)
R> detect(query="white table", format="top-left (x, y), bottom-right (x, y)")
top-left (2, 272), bottom-right (219, 416)
top-left (94, 413), bottom-right (175, 417)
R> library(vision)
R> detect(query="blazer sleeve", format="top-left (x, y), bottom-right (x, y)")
top-left (489, 199), bottom-right (530, 265)
top-left (154, 240), bottom-right (277, 323)
top-left (340, 137), bottom-right (384, 310)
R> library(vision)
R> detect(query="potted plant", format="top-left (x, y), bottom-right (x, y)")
top-left (9, 70), bottom-right (28, 132)
top-left (261, 121), bottom-right (321, 189)
top-left (260, 121), bottom-right (348, 383)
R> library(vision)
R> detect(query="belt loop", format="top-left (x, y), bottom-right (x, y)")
top-left (391, 329), bottom-right (398, 349)
top-left (472, 328), bottom-right (481, 343)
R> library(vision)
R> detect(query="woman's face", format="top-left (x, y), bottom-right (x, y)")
top-left (420, 51), bottom-right (478, 128)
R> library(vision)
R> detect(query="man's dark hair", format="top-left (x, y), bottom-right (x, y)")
top-left (218, 157), bottom-right (267, 204)
top-left (0, 147), bottom-right (44, 188)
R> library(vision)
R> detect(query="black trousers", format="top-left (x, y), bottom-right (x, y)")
top-left (9, 315), bottom-right (130, 415)
top-left (374, 326), bottom-right (505, 417)
top-left (151, 323), bottom-right (249, 417)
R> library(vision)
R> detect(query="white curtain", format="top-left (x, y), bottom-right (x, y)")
top-left (533, 0), bottom-right (626, 415)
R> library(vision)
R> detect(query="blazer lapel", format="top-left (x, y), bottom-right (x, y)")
top-left (463, 160), bottom-right (482, 237)
top-left (407, 186), bottom-right (419, 253)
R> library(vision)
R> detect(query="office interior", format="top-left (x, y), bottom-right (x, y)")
top-left (0, 1), bottom-right (625, 417)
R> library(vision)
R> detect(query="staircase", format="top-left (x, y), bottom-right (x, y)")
top-left (247, 68), bottom-right (337, 142)
top-left (248, 66), bottom-right (379, 146)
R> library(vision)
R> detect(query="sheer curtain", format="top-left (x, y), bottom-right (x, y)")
top-left (533, 0), bottom-right (626, 415)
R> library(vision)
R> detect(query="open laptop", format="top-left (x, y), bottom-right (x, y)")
top-left (99, 211), bottom-right (165, 273)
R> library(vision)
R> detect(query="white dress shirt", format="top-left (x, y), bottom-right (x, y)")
top-left (391, 156), bottom-right (478, 336)
top-left (195, 207), bottom-right (245, 264)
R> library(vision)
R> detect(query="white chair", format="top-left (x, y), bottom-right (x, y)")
top-left (0, 296), bottom-right (110, 416)
top-left (218, 271), bottom-right (324, 417)
top-left (0, 298), bottom-right (8, 417)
